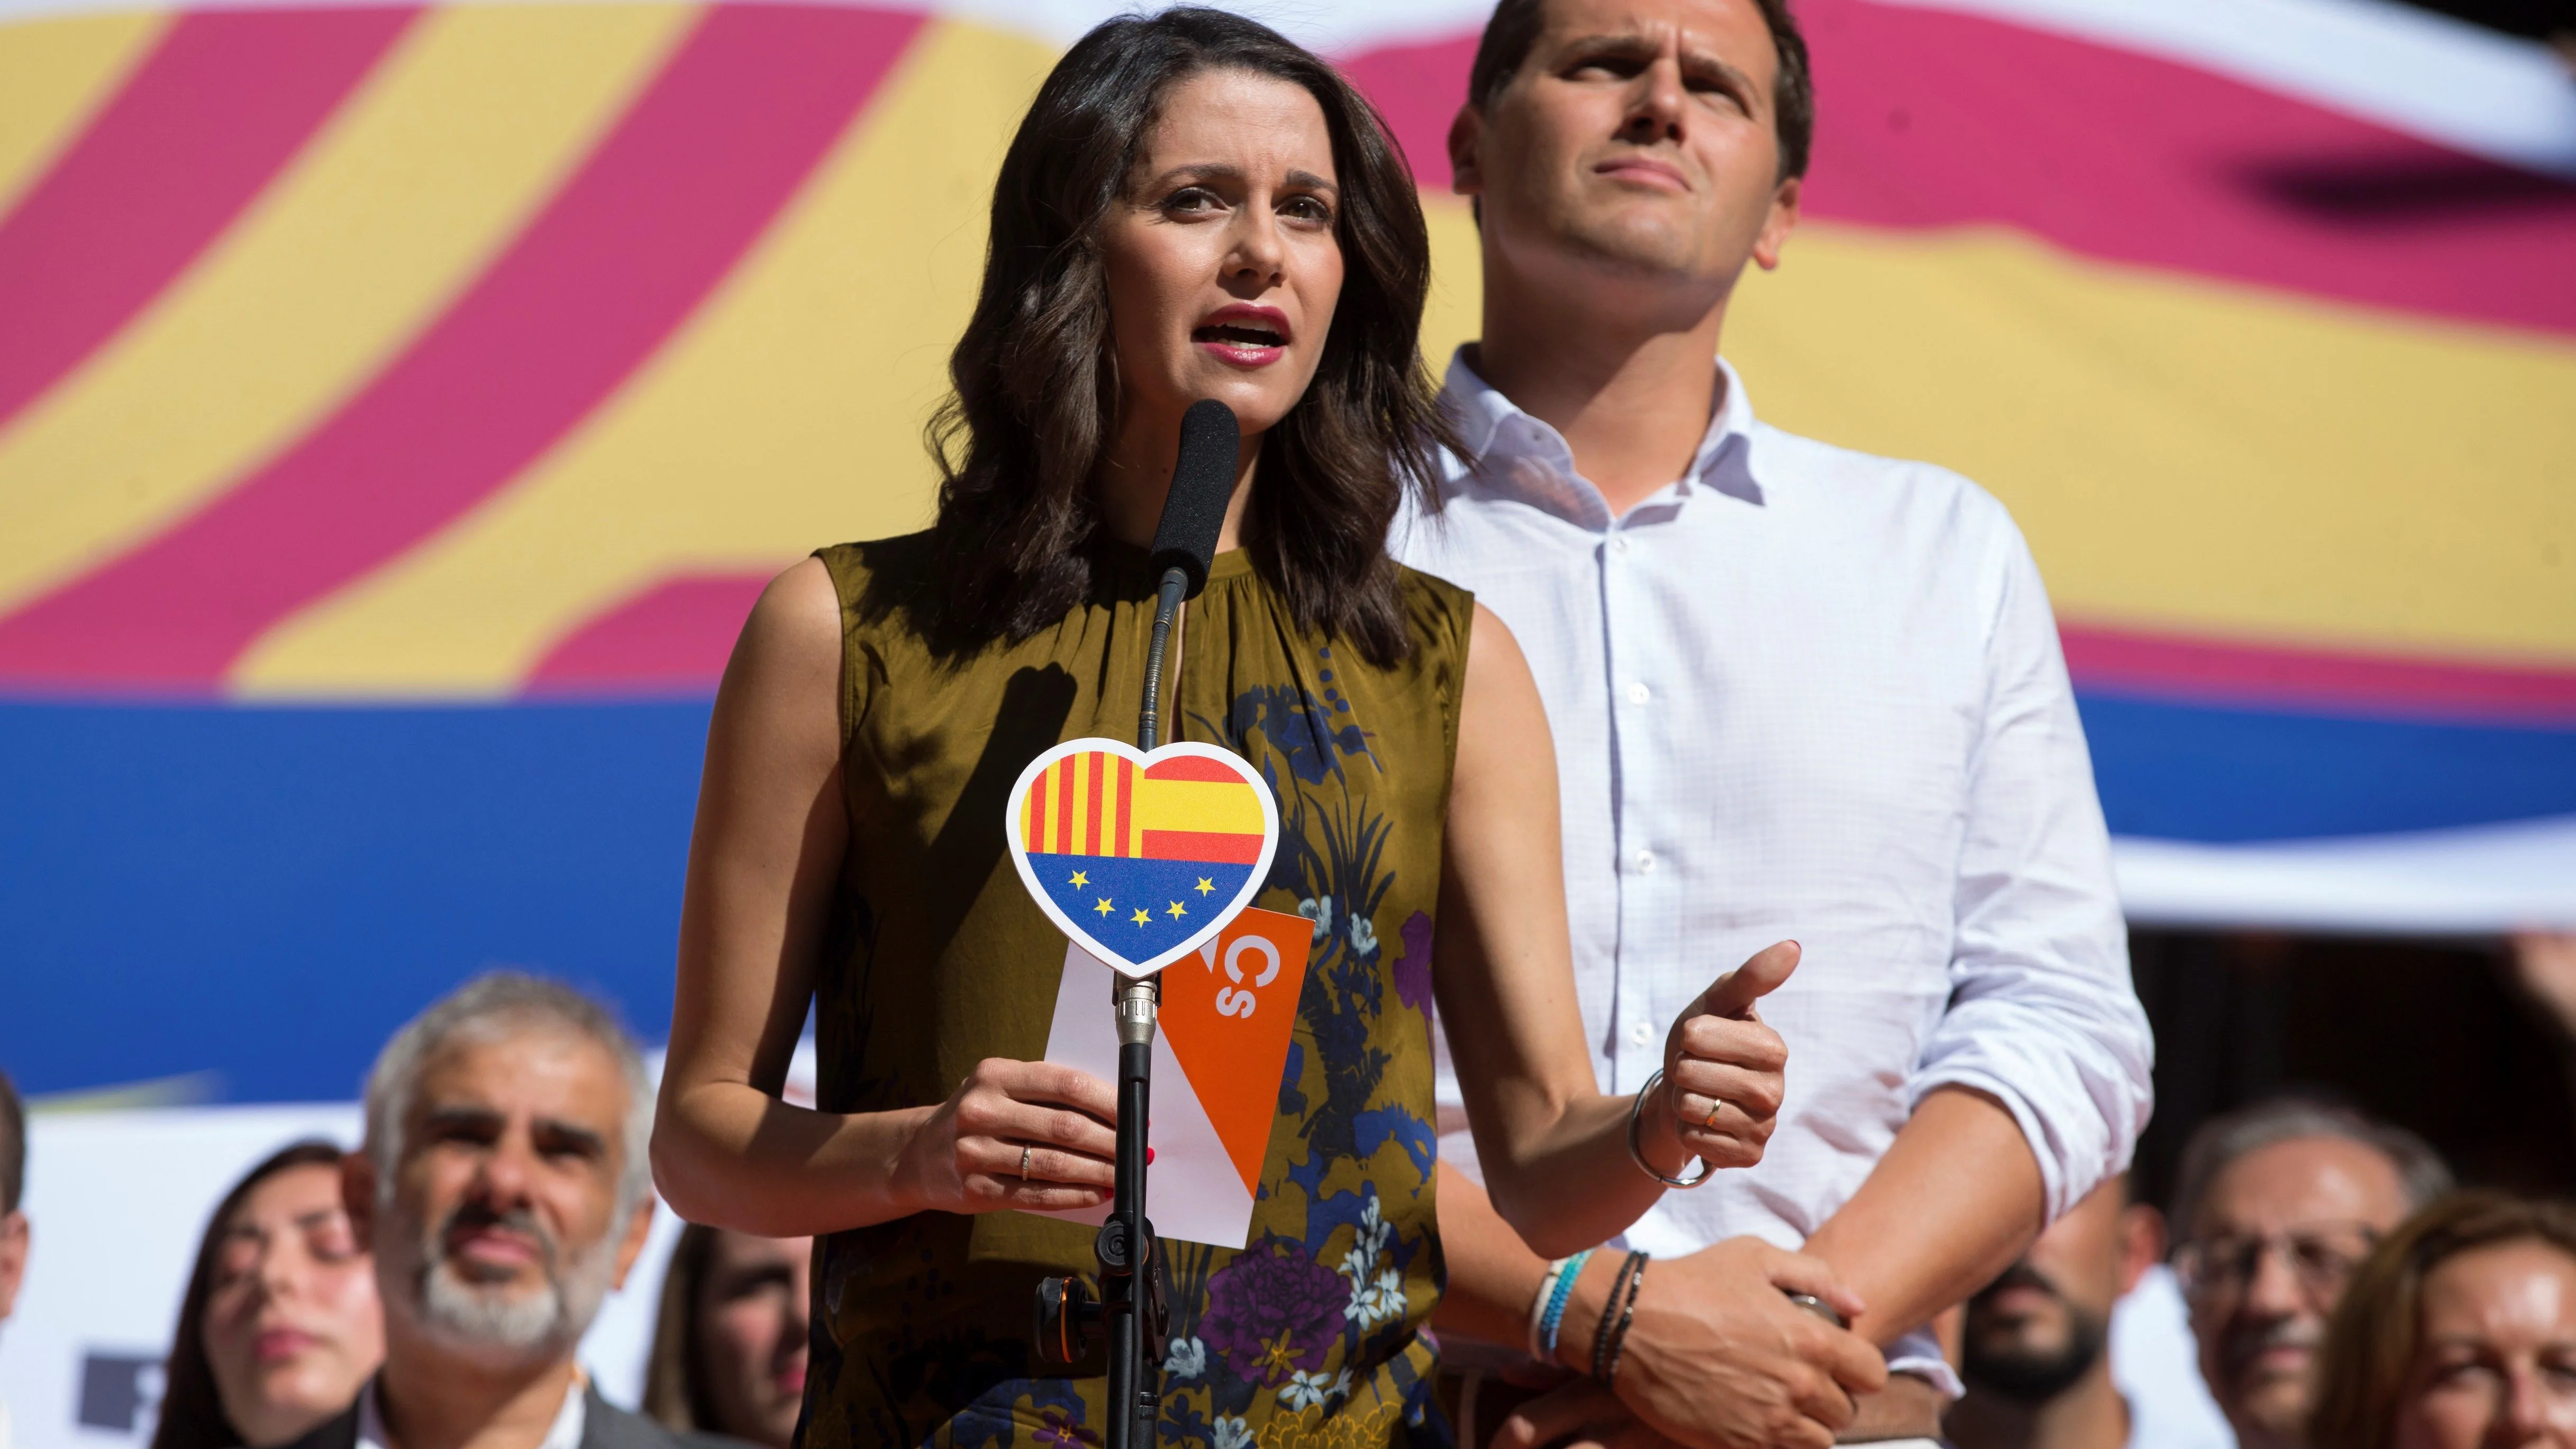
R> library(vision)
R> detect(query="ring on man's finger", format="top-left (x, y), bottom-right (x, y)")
top-left (1020, 1144), bottom-right (1034, 1179)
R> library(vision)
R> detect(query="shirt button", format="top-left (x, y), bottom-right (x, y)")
top-left (1634, 850), bottom-right (1657, 874)
top-left (1628, 1022), bottom-right (1655, 1047)
top-left (1610, 535), bottom-right (1631, 554)
top-left (1626, 682), bottom-right (1651, 705)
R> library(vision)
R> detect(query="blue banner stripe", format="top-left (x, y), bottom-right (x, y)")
top-left (1, 701), bottom-right (708, 1102)
top-left (6, 692), bottom-right (2573, 1100)
top-left (2077, 690), bottom-right (2576, 842)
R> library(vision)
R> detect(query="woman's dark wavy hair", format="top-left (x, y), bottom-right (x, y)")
top-left (922, 7), bottom-right (1455, 668)
top-left (151, 1141), bottom-right (352, 1449)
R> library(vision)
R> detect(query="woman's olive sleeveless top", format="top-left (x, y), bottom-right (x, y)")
top-left (802, 534), bottom-right (1472, 1449)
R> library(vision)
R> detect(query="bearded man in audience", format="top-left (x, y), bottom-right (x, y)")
top-left (287, 974), bottom-right (734, 1449)
top-left (1946, 1177), bottom-right (2163, 1449)
top-left (2168, 1098), bottom-right (2450, 1449)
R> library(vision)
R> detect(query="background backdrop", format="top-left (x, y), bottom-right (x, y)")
top-left (1, 0), bottom-right (2570, 1442)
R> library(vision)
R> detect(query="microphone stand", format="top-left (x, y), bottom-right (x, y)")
top-left (1035, 563), bottom-right (1188, 1449)
top-left (1037, 398), bottom-right (1233, 1448)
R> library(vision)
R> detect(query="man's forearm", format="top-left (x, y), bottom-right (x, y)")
top-left (1799, 1084), bottom-right (2045, 1346)
top-left (1436, 1160), bottom-right (1892, 1449)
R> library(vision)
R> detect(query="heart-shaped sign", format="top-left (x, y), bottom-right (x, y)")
top-left (1005, 738), bottom-right (1282, 978)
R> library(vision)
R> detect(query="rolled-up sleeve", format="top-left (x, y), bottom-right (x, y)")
top-left (1909, 518), bottom-right (2154, 1224)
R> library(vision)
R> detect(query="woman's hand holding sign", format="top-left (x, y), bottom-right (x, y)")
top-left (1646, 941), bottom-right (1800, 1175)
top-left (893, 1058), bottom-right (1119, 1216)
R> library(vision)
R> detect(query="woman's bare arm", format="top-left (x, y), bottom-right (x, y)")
top-left (651, 558), bottom-right (1118, 1236)
top-left (1433, 604), bottom-right (1795, 1256)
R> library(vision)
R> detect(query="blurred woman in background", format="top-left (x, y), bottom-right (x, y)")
top-left (2311, 1189), bottom-right (2576, 1448)
top-left (642, 1225), bottom-right (812, 1449)
top-left (151, 1142), bottom-right (381, 1449)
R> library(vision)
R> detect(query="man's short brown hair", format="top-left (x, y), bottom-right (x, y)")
top-left (0, 1067), bottom-right (23, 1215)
top-left (1464, 0), bottom-right (1815, 179)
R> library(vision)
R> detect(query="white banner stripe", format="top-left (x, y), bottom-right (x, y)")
top-left (2115, 814), bottom-right (2576, 933)
top-left (1872, 0), bottom-right (2576, 179)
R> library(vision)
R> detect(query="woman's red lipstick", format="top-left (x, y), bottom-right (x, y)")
top-left (1192, 304), bottom-right (1292, 366)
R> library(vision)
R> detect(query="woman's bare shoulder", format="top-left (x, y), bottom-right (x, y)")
top-left (737, 556), bottom-right (844, 682)
top-left (705, 557), bottom-right (852, 773)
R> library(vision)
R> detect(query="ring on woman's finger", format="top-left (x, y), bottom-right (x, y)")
top-left (1702, 1097), bottom-right (1725, 1129)
top-left (1020, 1144), bottom-right (1034, 1179)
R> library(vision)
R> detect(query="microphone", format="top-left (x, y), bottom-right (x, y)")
top-left (1149, 399), bottom-right (1241, 599)
top-left (1139, 399), bottom-right (1239, 749)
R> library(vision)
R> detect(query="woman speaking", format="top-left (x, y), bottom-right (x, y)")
top-left (651, 10), bottom-right (1808, 1445)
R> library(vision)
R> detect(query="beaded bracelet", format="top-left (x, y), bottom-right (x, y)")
top-left (1589, 1250), bottom-right (1649, 1383)
top-left (1535, 1248), bottom-right (1594, 1361)
top-left (1526, 1255), bottom-right (1568, 1359)
top-left (1594, 1251), bottom-right (1650, 1387)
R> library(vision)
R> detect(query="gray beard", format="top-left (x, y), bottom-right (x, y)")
top-left (392, 1206), bottom-right (620, 1366)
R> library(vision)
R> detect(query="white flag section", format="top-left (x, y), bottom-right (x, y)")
top-left (1028, 908), bottom-right (1312, 1250)
top-left (2116, 813), bottom-right (2576, 934)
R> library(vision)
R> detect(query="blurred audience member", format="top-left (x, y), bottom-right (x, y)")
top-left (2310, 1190), bottom-right (2576, 1449)
top-left (2172, 1098), bottom-right (2452, 1449)
top-left (154, 1142), bottom-right (384, 1449)
top-left (1948, 1175), bottom-right (2166, 1449)
top-left (1, 1068), bottom-right (24, 1449)
top-left (2507, 932), bottom-right (2576, 1034)
top-left (641, 1226), bottom-right (811, 1449)
top-left (282, 972), bottom-right (729, 1449)
top-left (2509, 932), bottom-right (2576, 1119)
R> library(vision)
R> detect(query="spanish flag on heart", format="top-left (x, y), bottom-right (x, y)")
top-left (1006, 739), bottom-right (1281, 977)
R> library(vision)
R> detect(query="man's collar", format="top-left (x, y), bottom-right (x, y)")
top-left (1439, 347), bottom-right (1762, 522)
top-left (358, 1378), bottom-right (390, 1449)
top-left (360, 1368), bottom-right (587, 1449)
top-left (1440, 347), bottom-right (1523, 463)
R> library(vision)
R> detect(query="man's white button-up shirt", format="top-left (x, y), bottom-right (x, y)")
top-left (1395, 351), bottom-right (2154, 1389)
top-left (358, 1375), bottom-right (585, 1449)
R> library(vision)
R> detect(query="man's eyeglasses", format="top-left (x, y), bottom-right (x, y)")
top-left (2172, 1222), bottom-right (2381, 1305)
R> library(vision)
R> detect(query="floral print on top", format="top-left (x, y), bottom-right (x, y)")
top-left (800, 535), bottom-right (1470, 1449)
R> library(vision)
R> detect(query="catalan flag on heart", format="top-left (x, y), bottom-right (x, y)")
top-left (1007, 739), bottom-right (1280, 976)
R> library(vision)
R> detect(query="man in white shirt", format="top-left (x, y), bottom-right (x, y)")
top-left (283, 974), bottom-right (729, 1449)
top-left (1390, 0), bottom-right (2154, 1440)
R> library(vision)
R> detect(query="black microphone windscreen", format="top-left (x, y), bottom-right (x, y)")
top-left (1148, 399), bottom-right (1241, 598)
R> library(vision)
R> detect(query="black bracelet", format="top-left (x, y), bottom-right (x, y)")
top-left (1587, 1251), bottom-right (1640, 1382)
top-left (1599, 1252), bottom-right (1649, 1386)
top-left (1592, 1250), bottom-right (1649, 1385)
